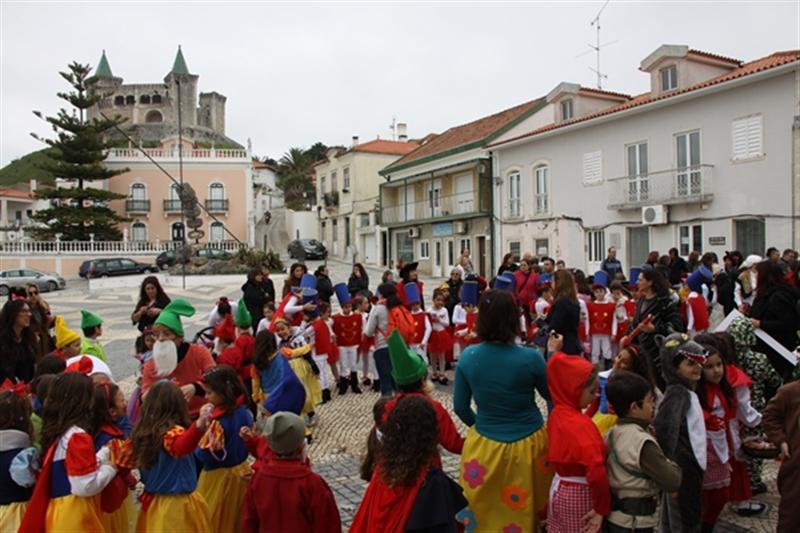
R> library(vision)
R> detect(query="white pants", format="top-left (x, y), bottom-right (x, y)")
top-left (432, 351), bottom-right (446, 374)
top-left (591, 335), bottom-right (613, 365)
top-left (360, 348), bottom-right (376, 379)
top-left (338, 346), bottom-right (358, 375)
top-left (410, 344), bottom-right (429, 365)
top-left (313, 355), bottom-right (332, 390)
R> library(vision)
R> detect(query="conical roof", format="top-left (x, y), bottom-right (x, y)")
top-left (94, 50), bottom-right (113, 78)
top-left (170, 45), bottom-right (190, 75)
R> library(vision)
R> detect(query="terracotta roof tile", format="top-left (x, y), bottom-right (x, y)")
top-left (687, 49), bottom-right (742, 66)
top-left (351, 139), bottom-right (419, 155)
top-left (0, 188), bottom-right (31, 199)
top-left (491, 50), bottom-right (799, 147)
top-left (386, 98), bottom-right (546, 171)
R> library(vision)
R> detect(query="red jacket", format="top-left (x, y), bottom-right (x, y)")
top-left (332, 313), bottom-right (362, 347)
top-left (241, 458), bottom-right (341, 533)
top-left (410, 311), bottom-right (429, 345)
top-left (686, 292), bottom-right (710, 331)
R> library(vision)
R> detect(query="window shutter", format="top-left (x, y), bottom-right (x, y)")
top-left (583, 151), bottom-right (602, 184)
top-left (732, 115), bottom-right (763, 160)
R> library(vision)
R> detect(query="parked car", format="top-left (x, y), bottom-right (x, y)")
top-left (0, 268), bottom-right (66, 296)
top-left (155, 247), bottom-right (234, 269)
top-left (287, 239), bottom-right (327, 260)
top-left (79, 258), bottom-right (160, 279)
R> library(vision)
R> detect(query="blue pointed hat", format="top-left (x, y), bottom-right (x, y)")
top-left (334, 283), bottom-right (351, 306)
top-left (300, 273), bottom-right (316, 290)
top-left (629, 267), bottom-right (642, 284)
top-left (302, 288), bottom-right (319, 318)
top-left (687, 266), bottom-right (712, 293)
top-left (461, 281), bottom-right (479, 306)
top-left (593, 270), bottom-right (609, 288)
top-left (404, 282), bottom-right (421, 305)
top-left (493, 273), bottom-right (514, 291)
top-left (538, 273), bottom-right (553, 286)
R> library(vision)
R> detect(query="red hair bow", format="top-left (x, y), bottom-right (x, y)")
top-left (65, 355), bottom-right (93, 375)
top-left (11, 293), bottom-right (27, 302)
top-left (0, 378), bottom-right (27, 399)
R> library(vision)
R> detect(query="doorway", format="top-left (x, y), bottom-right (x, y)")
top-left (171, 222), bottom-right (185, 242)
top-left (433, 240), bottom-right (443, 278)
top-left (628, 226), bottom-right (650, 269)
top-left (477, 236), bottom-right (486, 278)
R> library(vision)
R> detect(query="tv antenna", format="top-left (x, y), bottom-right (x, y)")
top-left (389, 116), bottom-right (397, 140)
top-left (576, 0), bottom-right (617, 89)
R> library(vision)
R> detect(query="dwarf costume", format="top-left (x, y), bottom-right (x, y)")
top-left (588, 298), bottom-right (617, 366)
top-left (332, 283), bottom-right (363, 395)
top-left (683, 268), bottom-right (711, 337)
top-left (452, 281), bottom-right (479, 360)
top-left (53, 316), bottom-right (80, 359)
top-left (79, 309), bottom-right (106, 361)
top-left (272, 274), bottom-right (317, 330)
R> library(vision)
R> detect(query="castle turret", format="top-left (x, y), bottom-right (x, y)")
top-left (164, 46), bottom-right (198, 127)
top-left (198, 92), bottom-right (227, 135)
top-left (88, 50), bottom-right (123, 121)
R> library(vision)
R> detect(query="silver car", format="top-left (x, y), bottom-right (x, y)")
top-left (0, 268), bottom-right (66, 296)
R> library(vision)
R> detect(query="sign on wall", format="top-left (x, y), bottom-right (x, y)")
top-left (432, 222), bottom-right (453, 237)
top-left (708, 236), bottom-right (726, 246)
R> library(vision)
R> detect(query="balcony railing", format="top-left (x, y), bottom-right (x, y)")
top-left (205, 199), bottom-right (229, 212)
top-left (323, 192), bottom-right (339, 209)
top-left (607, 164), bottom-right (714, 209)
top-left (125, 199), bottom-right (151, 212)
top-left (0, 239), bottom-right (246, 255)
top-left (107, 147), bottom-right (248, 161)
top-left (381, 190), bottom-right (490, 225)
top-left (163, 199), bottom-right (182, 212)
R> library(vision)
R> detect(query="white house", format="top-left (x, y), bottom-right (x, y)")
top-left (488, 45), bottom-right (800, 275)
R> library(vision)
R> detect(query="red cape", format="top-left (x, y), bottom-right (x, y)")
top-left (350, 465), bottom-right (425, 533)
top-left (19, 443), bottom-right (56, 533)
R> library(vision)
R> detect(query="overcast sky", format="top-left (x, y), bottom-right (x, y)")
top-left (1, 1), bottom-right (797, 166)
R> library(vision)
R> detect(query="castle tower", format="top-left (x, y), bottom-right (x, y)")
top-left (164, 46), bottom-right (199, 127)
top-left (88, 50), bottom-right (123, 121)
top-left (198, 91), bottom-right (227, 135)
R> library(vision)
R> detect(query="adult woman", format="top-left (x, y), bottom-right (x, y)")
top-left (364, 282), bottom-right (401, 396)
top-left (459, 249), bottom-right (474, 276)
top-left (27, 283), bottom-right (53, 357)
top-left (628, 269), bottom-right (684, 389)
top-left (347, 263), bottom-right (370, 299)
top-left (645, 251), bottom-right (660, 269)
top-left (513, 258), bottom-right (538, 311)
top-left (131, 276), bottom-right (171, 332)
top-left (497, 253), bottom-right (518, 276)
top-left (668, 248), bottom-right (689, 285)
top-left (0, 299), bottom-right (38, 382)
top-left (687, 250), bottom-right (701, 272)
top-left (242, 268), bottom-right (269, 331)
top-left (749, 260), bottom-right (800, 380)
top-left (546, 269), bottom-right (583, 355)
top-left (281, 263), bottom-right (307, 298)
top-left (446, 268), bottom-right (463, 319)
top-left (314, 265), bottom-right (334, 304)
top-left (453, 289), bottom-right (552, 531)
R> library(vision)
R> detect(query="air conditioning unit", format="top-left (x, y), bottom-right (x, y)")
top-left (408, 227), bottom-right (420, 238)
top-left (454, 221), bottom-right (468, 234)
top-left (641, 205), bottom-right (668, 225)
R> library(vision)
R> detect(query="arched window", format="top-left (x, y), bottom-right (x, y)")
top-left (125, 95), bottom-right (135, 105)
top-left (130, 182), bottom-right (146, 200)
top-left (171, 222), bottom-right (185, 242)
top-left (152, 93), bottom-right (162, 104)
top-left (114, 95), bottom-right (125, 106)
top-left (209, 182), bottom-right (225, 200)
top-left (131, 221), bottom-right (147, 241)
top-left (140, 94), bottom-right (151, 104)
top-left (145, 110), bottom-right (163, 123)
top-left (210, 222), bottom-right (225, 242)
top-left (534, 164), bottom-right (549, 215)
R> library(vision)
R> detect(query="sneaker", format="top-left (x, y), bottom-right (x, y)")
top-left (362, 378), bottom-right (372, 386)
top-left (372, 379), bottom-right (381, 392)
top-left (734, 502), bottom-right (766, 516)
top-left (439, 376), bottom-right (449, 386)
top-left (751, 482), bottom-right (768, 495)
top-left (321, 389), bottom-right (332, 404)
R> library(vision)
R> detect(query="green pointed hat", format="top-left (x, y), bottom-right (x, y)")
top-left (154, 299), bottom-right (195, 337)
top-left (388, 329), bottom-right (428, 386)
top-left (234, 298), bottom-right (252, 328)
top-left (80, 309), bottom-right (103, 329)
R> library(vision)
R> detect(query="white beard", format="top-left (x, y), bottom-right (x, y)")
top-left (152, 340), bottom-right (178, 377)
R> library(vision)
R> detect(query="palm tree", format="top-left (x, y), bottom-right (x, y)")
top-left (278, 147), bottom-right (312, 177)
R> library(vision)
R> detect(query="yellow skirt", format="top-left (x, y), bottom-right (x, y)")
top-left (135, 492), bottom-right (211, 533)
top-left (196, 463), bottom-right (249, 533)
top-left (101, 492), bottom-right (135, 533)
top-left (0, 501), bottom-right (27, 533)
top-left (592, 412), bottom-right (618, 437)
top-left (288, 357), bottom-right (322, 415)
top-left (45, 494), bottom-right (104, 533)
top-left (458, 426), bottom-right (553, 533)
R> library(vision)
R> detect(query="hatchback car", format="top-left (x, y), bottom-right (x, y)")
top-left (287, 239), bottom-right (327, 260)
top-left (0, 268), bottom-right (66, 296)
top-left (80, 258), bottom-right (160, 278)
top-left (155, 247), bottom-right (233, 269)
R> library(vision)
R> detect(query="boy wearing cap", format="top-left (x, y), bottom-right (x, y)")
top-left (240, 412), bottom-right (341, 533)
top-left (332, 283), bottom-right (363, 395)
top-left (80, 309), bottom-right (107, 361)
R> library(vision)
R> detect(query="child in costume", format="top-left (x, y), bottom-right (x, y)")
top-left (20, 372), bottom-right (118, 533)
top-left (0, 381), bottom-right (38, 533)
top-left (195, 365), bottom-right (254, 533)
top-left (356, 295), bottom-right (378, 390)
top-left (52, 316), bottom-right (82, 360)
top-left (547, 352), bottom-right (608, 533)
top-left (534, 282), bottom-right (552, 320)
top-left (332, 283), bottom-right (363, 395)
top-left (274, 318), bottom-right (322, 435)
top-left (351, 395), bottom-right (467, 533)
top-left (233, 299), bottom-right (256, 394)
top-left (605, 371), bottom-right (682, 533)
top-left (405, 283), bottom-right (432, 365)
top-left (241, 412), bottom-right (341, 533)
top-left (683, 268), bottom-right (711, 338)
top-left (589, 283), bottom-right (617, 369)
top-left (427, 288), bottom-right (452, 385)
top-left (214, 314), bottom-right (238, 359)
top-left (652, 333), bottom-right (708, 533)
top-left (610, 281), bottom-right (631, 356)
top-left (452, 281), bottom-right (479, 361)
top-left (80, 309), bottom-right (107, 361)
top-left (273, 273), bottom-right (318, 329)
top-left (92, 380), bottom-right (135, 533)
top-left (251, 329), bottom-right (307, 433)
top-left (320, 302), bottom-right (342, 394)
top-left (359, 397), bottom-right (390, 482)
top-left (301, 290), bottom-right (335, 404)
top-left (132, 380), bottom-right (213, 532)
top-left (762, 378), bottom-right (800, 533)
top-left (255, 302), bottom-right (275, 335)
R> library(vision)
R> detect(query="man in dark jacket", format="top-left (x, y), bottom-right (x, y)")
top-left (600, 246), bottom-right (624, 280)
top-left (667, 248), bottom-right (689, 286)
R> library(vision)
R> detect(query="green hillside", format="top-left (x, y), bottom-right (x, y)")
top-left (0, 149), bottom-right (57, 187)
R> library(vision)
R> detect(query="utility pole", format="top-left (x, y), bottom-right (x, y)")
top-left (177, 77), bottom-right (186, 290)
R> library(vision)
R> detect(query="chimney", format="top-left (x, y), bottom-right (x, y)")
top-left (397, 123), bottom-right (408, 142)
top-left (29, 179), bottom-right (37, 194)
top-left (352, 135), bottom-right (359, 147)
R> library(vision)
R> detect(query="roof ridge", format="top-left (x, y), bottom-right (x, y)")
top-left (442, 97), bottom-right (546, 133)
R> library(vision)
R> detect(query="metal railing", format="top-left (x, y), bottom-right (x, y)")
top-left (125, 199), bottom-right (151, 212)
top-left (205, 199), bottom-right (229, 212)
top-left (607, 164), bottom-right (714, 209)
top-left (107, 147), bottom-right (248, 160)
top-left (163, 199), bottom-right (182, 212)
top-left (0, 239), bottom-right (245, 255)
top-left (381, 189), bottom-right (490, 224)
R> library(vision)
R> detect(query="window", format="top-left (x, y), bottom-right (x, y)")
top-left (114, 95), bottom-right (124, 106)
top-left (508, 171), bottom-right (521, 217)
top-left (534, 165), bottom-right (548, 214)
top-left (535, 238), bottom-right (549, 257)
top-left (679, 224), bottom-right (703, 256)
top-left (171, 222), bottom-right (185, 242)
top-left (152, 94), bottom-right (162, 104)
top-left (210, 222), bottom-right (225, 242)
top-left (459, 238), bottom-right (471, 253)
top-left (131, 222), bottom-right (147, 241)
top-left (732, 115), bottom-right (763, 161)
top-left (125, 95), bottom-right (135, 105)
top-left (320, 175), bottom-right (326, 194)
top-left (332, 219), bottom-right (338, 242)
top-left (145, 110), bottom-right (162, 123)
top-left (140, 95), bottom-right (151, 104)
top-left (583, 150), bottom-right (602, 184)
top-left (331, 171), bottom-right (338, 192)
top-left (396, 232), bottom-right (414, 263)
top-left (344, 217), bottom-right (351, 247)
top-left (320, 221), bottom-right (326, 242)
top-left (130, 182), bottom-right (147, 200)
top-left (509, 241), bottom-right (521, 260)
top-left (358, 213), bottom-right (370, 227)
top-left (587, 230), bottom-right (605, 263)
top-left (209, 182), bottom-right (225, 200)
top-left (626, 142), bottom-right (649, 202)
top-left (419, 241), bottom-right (430, 259)
top-left (660, 65), bottom-right (677, 91)
top-left (447, 241), bottom-right (455, 266)
top-left (343, 167), bottom-right (350, 190)
top-left (427, 180), bottom-right (442, 217)
top-left (560, 99), bottom-right (573, 121)
top-left (676, 131), bottom-right (701, 196)
top-left (735, 219), bottom-right (765, 257)
top-left (169, 184), bottom-right (180, 200)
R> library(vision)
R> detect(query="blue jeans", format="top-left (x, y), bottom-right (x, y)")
top-left (373, 347), bottom-right (395, 396)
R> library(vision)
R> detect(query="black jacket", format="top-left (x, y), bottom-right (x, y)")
top-left (629, 294), bottom-right (685, 387)
top-left (260, 278), bottom-right (275, 304)
top-left (668, 257), bottom-right (689, 285)
top-left (242, 280), bottom-right (268, 330)
top-left (750, 285), bottom-right (799, 379)
top-left (547, 298), bottom-right (582, 355)
top-left (316, 274), bottom-right (334, 304)
top-left (347, 275), bottom-right (370, 298)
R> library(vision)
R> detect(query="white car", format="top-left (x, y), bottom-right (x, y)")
top-left (0, 268), bottom-right (66, 296)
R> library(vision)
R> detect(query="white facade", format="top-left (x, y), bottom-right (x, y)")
top-left (491, 48), bottom-right (799, 276)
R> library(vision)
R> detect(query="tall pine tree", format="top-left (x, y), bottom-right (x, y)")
top-left (29, 62), bottom-right (129, 241)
